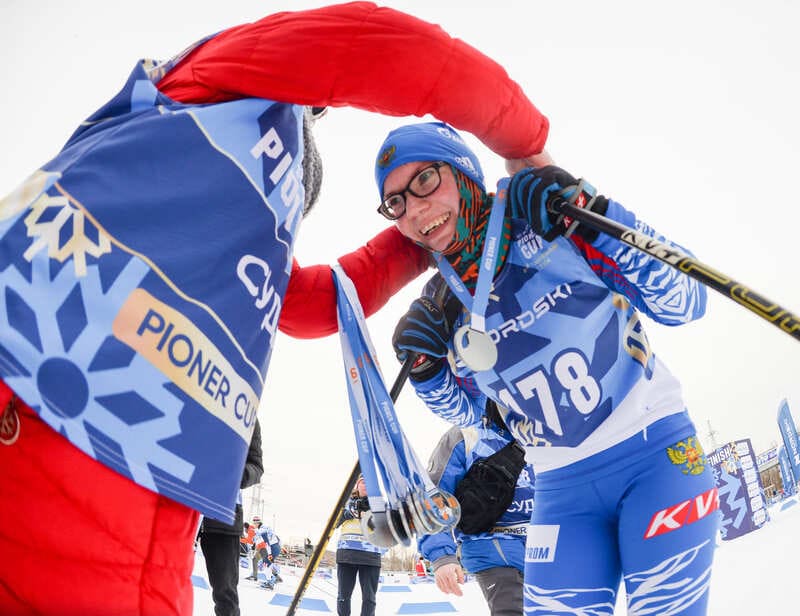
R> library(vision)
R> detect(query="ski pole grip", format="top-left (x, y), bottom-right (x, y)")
top-left (390, 354), bottom-right (417, 400)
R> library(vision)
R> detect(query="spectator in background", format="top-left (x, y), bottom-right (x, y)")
top-left (245, 517), bottom-right (263, 581)
top-left (419, 400), bottom-right (534, 616)
top-left (415, 557), bottom-right (427, 579)
top-left (336, 475), bottom-right (386, 616)
top-left (240, 522), bottom-right (255, 559)
top-left (199, 420), bottom-right (263, 616)
top-left (305, 537), bottom-right (314, 559)
top-left (251, 522), bottom-right (282, 589)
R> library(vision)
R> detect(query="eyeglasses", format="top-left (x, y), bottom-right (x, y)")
top-left (377, 162), bottom-right (446, 220)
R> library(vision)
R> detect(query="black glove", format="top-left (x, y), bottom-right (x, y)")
top-left (347, 496), bottom-right (370, 518)
top-left (392, 296), bottom-right (449, 381)
top-left (507, 165), bottom-right (608, 242)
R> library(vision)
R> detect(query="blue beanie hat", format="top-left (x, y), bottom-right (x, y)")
top-left (374, 122), bottom-right (484, 199)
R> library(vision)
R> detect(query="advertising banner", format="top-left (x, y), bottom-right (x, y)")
top-left (708, 439), bottom-right (767, 541)
top-left (778, 446), bottom-right (797, 497)
top-left (777, 399), bottom-right (800, 490)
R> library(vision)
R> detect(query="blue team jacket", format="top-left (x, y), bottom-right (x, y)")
top-left (419, 420), bottom-right (534, 573)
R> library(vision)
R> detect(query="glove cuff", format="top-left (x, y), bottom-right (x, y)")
top-left (410, 356), bottom-right (446, 382)
top-left (574, 194), bottom-right (609, 243)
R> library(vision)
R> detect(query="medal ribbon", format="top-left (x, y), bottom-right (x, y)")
top-left (333, 265), bottom-right (434, 510)
top-left (434, 178), bottom-right (509, 332)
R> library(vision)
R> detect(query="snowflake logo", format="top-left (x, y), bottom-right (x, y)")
top-left (0, 249), bottom-right (193, 490)
top-left (23, 191), bottom-right (111, 277)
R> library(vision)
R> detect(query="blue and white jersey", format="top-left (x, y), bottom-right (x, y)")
top-left (0, 56), bottom-right (307, 522)
top-left (414, 200), bottom-right (706, 472)
top-left (256, 525), bottom-right (280, 547)
top-left (419, 421), bottom-right (534, 574)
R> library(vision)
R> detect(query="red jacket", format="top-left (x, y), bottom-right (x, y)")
top-left (241, 524), bottom-right (257, 545)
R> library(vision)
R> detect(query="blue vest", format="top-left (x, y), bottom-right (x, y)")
top-left (0, 58), bottom-right (307, 522)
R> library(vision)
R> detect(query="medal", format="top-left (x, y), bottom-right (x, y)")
top-left (436, 179), bottom-right (510, 373)
top-left (360, 509), bottom-right (396, 548)
top-left (454, 325), bottom-right (498, 371)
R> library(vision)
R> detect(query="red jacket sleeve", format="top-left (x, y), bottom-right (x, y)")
top-left (278, 227), bottom-right (429, 339)
top-left (156, 1), bottom-right (547, 158)
top-left (156, 2), bottom-right (546, 338)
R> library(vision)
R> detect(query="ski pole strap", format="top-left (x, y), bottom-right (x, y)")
top-left (434, 177), bottom-right (508, 333)
top-left (334, 265), bottom-right (395, 505)
top-left (553, 178), bottom-right (599, 239)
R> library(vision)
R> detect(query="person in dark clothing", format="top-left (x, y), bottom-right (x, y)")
top-left (335, 476), bottom-right (385, 616)
top-left (199, 419), bottom-right (264, 616)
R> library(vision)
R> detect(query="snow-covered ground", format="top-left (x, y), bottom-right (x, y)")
top-left (192, 497), bottom-right (800, 615)
top-left (192, 563), bottom-right (493, 616)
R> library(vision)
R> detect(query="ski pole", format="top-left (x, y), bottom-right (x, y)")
top-left (553, 199), bottom-right (800, 342)
top-left (285, 357), bottom-right (416, 616)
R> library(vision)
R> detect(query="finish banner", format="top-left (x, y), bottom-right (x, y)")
top-left (708, 439), bottom-right (767, 541)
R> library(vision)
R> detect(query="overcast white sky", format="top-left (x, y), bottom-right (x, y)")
top-left (2, 0), bottom-right (799, 542)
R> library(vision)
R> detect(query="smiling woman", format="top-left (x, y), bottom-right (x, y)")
top-left (382, 121), bottom-right (717, 614)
